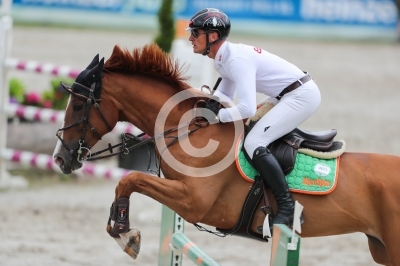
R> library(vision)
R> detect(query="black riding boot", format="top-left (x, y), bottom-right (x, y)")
top-left (252, 146), bottom-right (296, 230)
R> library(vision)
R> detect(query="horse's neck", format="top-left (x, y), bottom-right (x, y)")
top-left (107, 75), bottom-right (192, 136)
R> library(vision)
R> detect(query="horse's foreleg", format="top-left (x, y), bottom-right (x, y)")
top-left (369, 158), bottom-right (400, 266)
top-left (111, 171), bottom-right (210, 226)
top-left (106, 171), bottom-right (194, 260)
top-left (106, 193), bottom-right (141, 260)
top-left (366, 235), bottom-right (390, 265)
top-left (379, 218), bottom-right (400, 266)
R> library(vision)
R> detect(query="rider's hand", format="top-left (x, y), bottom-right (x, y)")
top-left (204, 97), bottom-right (222, 123)
top-left (205, 98), bottom-right (221, 115)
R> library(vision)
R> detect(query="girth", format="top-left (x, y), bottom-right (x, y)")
top-left (216, 177), bottom-right (267, 242)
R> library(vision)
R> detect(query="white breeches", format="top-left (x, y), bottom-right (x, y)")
top-left (244, 80), bottom-right (321, 159)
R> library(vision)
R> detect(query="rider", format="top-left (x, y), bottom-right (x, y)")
top-left (186, 8), bottom-right (321, 230)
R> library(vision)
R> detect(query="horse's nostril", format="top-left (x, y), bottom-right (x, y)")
top-left (54, 156), bottom-right (64, 167)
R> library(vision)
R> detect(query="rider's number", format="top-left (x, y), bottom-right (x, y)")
top-left (253, 47), bottom-right (262, 54)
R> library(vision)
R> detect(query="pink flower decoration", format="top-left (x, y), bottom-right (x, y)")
top-left (25, 92), bottom-right (41, 103)
top-left (42, 100), bottom-right (53, 108)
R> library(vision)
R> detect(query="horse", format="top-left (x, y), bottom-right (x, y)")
top-left (52, 43), bottom-right (400, 265)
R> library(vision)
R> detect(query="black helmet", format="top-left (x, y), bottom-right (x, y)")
top-left (187, 8), bottom-right (231, 39)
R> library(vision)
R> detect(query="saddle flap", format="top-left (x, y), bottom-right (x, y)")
top-left (241, 131), bottom-right (298, 176)
top-left (267, 139), bottom-right (297, 175)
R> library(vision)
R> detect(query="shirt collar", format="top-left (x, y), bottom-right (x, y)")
top-left (214, 41), bottom-right (228, 64)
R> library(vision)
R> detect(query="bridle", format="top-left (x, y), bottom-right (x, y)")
top-left (56, 80), bottom-right (209, 175)
top-left (56, 80), bottom-right (113, 163)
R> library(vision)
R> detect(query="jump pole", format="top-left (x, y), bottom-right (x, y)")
top-left (158, 205), bottom-right (220, 266)
top-left (170, 232), bottom-right (220, 266)
top-left (158, 172), bottom-right (185, 265)
top-left (0, 0), bottom-right (12, 15)
top-left (1, 148), bottom-right (132, 180)
top-left (0, 15), bottom-right (27, 188)
top-left (5, 103), bottom-right (146, 137)
top-left (270, 201), bottom-right (303, 266)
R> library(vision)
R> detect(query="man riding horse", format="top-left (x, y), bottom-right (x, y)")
top-left (186, 8), bottom-right (321, 229)
top-left (52, 16), bottom-right (400, 263)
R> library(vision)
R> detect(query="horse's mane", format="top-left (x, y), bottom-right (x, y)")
top-left (103, 44), bottom-right (192, 92)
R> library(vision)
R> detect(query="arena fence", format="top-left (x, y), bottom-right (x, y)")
top-left (0, 15), bottom-right (146, 188)
top-left (5, 103), bottom-right (145, 136)
top-left (1, 148), bottom-right (131, 180)
top-left (0, 15), bottom-right (21, 188)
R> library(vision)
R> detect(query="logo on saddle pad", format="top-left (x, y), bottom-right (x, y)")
top-left (314, 163), bottom-right (331, 176)
top-left (235, 137), bottom-right (340, 195)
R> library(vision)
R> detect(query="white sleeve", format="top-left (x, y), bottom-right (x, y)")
top-left (217, 57), bottom-right (257, 123)
top-left (213, 78), bottom-right (235, 103)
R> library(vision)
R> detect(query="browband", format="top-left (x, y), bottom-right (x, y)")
top-left (60, 82), bottom-right (102, 101)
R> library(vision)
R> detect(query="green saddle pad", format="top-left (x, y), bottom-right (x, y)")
top-left (236, 139), bottom-right (339, 195)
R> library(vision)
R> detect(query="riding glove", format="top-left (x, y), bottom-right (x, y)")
top-left (204, 97), bottom-right (222, 123)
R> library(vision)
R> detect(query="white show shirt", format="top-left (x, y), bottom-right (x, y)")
top-left (213, 41), bottom-right (306, 123)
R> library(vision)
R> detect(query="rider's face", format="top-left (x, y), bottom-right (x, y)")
top-left (189, 29), bottom-right (207, 54)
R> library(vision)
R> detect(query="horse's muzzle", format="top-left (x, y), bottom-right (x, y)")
top-left (54, 153), bottom-right (82, 174)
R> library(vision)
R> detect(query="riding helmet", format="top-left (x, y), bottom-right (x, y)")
top-left (187, 8), bottom-right (231, 40)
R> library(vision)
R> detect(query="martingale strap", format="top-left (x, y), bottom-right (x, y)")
top-left (216, 178), bottom-right (267, 242)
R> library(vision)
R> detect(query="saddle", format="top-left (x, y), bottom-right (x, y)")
top-left (244, 101), bottom-right (338, 175)
top-left (265, 127), bottom-right (337, 175)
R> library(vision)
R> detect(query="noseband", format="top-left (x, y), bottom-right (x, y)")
top-left (56, 81), bottom-right (113, 163)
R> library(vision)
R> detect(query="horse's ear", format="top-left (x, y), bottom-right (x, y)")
top-left (86, 57), bottom-right (104, 80)
top-left (86, 54), bottom-right (100, 70)
top-left (99, 57), bottom-right (104, 69)
top-left (89, 58), bottom-right (104, 99)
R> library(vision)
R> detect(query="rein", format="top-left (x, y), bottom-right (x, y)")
top-left (82, 118), bottom-right (207, 175)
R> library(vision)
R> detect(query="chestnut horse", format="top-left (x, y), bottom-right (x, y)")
top-left (53, 44), bottom-right (400, 265)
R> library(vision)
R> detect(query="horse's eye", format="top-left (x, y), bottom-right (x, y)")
top-left (73, 104), bottom-right (83, 111)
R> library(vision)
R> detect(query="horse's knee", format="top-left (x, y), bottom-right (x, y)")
top-left (115, 172), bottom-right (141, 197)
top-left (183, 212), bottom-right (202, 225)
top-left (180, 199), bottom-right (208, 224)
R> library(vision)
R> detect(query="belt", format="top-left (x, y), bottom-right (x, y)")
top-left (276, 72), bottom-right (312, 100)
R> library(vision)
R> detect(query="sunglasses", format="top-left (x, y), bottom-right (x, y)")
top-left (190, 29), bottom-right (207, 38)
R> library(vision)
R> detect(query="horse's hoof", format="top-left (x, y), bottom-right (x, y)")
top-left (114, 228), bottom-right (141, 260)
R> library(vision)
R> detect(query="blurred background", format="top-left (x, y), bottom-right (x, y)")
top-left (6, 0), bottom-right (400, 39)
top-left (0, 0), bottom-right (399, 265)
